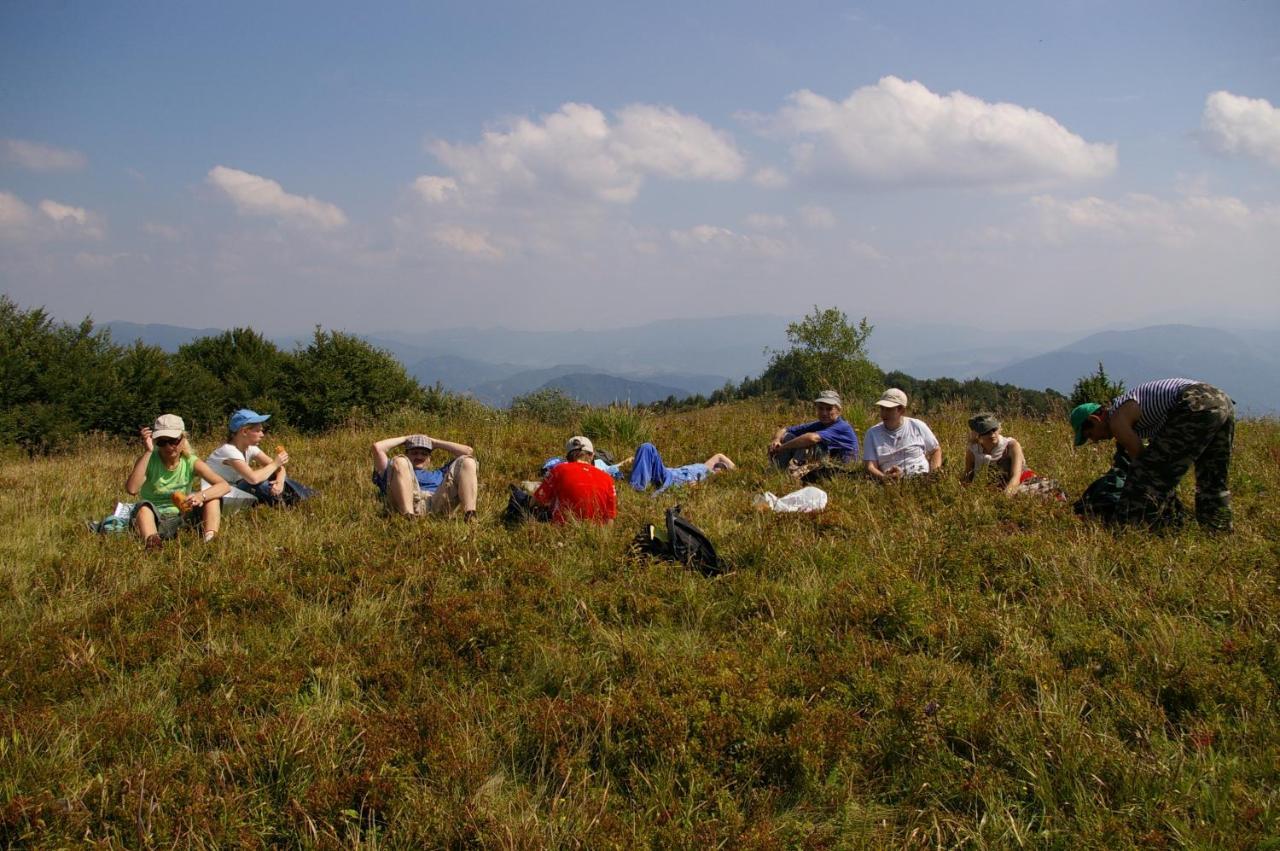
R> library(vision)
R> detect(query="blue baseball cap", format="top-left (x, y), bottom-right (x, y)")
top-left (229, 409), bottom-right (271, 433)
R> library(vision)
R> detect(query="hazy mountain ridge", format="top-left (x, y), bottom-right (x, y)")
top-left (103, 319), bottom-right (1280, 412)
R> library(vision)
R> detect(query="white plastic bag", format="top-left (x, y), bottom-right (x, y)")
top-left (752, 485), bottom-right (828, 513)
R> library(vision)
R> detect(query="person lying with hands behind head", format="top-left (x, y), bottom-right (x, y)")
top-left (126, 414), bottom-right (230, 549)
top-left (372, 432), bottom-right (478, 521)
top-left (862, 388), bottom-right (941, 483)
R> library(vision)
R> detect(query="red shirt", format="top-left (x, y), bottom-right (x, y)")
top-left (534, 461), bottom-right (617, 524)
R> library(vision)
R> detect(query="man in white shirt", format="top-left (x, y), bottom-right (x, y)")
top-left (862, 388), bottom-right (942, 482)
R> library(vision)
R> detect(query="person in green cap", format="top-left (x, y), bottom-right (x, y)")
top-left (1069, 378), bottom-right (1234, 530)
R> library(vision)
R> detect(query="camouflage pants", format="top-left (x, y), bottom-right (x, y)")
top-left (1117, 383), bottom-right (1234, 531)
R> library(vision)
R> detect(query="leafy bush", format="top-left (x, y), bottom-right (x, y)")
top-left (280, 329), bottom-right (426, 432)
top-left (175, 328), bottom-right (292, 427)
top-left (509, 387), bottom-right (584, 425)
top-left (1070, 361), bottom-right (1125, 408)
top-left (759, 306), bottom-right (882, 404)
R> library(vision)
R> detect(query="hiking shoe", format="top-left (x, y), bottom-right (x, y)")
top-left (144, 535), bottom-right (163, 551)
top-left (464, 510), bottom-right (477, 524)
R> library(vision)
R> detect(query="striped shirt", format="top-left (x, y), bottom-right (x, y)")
top-left (1111, 378), bottom-right (1197, 438)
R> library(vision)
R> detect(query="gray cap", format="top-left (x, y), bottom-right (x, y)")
top-left (404, 434), bottom-right (433, 450)
top-left (969, 413), bottom-right (1001, 434)
top-left (814, 390), bottom-right (843, 408)
top-left (875, 388), bottom-right (909, 408)
top-left (565, 435), bottom-right (594, 455)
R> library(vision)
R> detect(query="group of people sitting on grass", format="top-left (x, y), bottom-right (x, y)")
top-left (118, 375), bottom-right (1236, 547)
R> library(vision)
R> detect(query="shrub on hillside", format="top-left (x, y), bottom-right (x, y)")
top-left (175, 328), bottom-right (292, 425)
top-left (280, 329), bottom-right (426, 432)
top-left (1070, 362), bottom-right (1125, 408)
top-left (509, 387), bottom-right (584, 425)
top-left (759, 306), bottom-right (883, 404)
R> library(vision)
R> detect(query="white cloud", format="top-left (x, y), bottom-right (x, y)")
top-left (1201, 90), bottom-right (1280, 168)
top-left (670, 224), bottom-right (788, 258)
top-left (745, 213), bottom-right (787, 230)
top-left (1030, 192), bottom-right (1274, 246)
top-left (142, 222), bottom-right (184, 240)
top-left (848, 239), bottom-right (884, 261)
top-left (799, 204), bottom-right (836, 229)
top-left (430, 101), bottom-right (744, 204)
top-left (0, 192), bottom-right (104, 241)
top-left (765, 76), bottom-right (1116, 189)
top-left (0, 191), bottom-right (35, 231)
top-left (432, 225), bottom-right (503, 259)
top-left (2, 138), bottom-right (87, 171)
top-left (206, 165), bottom-right (347, 229)
top-left (751, 167), bottom-right (789, 188)
top-left (412, 175), bottom-right (460, 204)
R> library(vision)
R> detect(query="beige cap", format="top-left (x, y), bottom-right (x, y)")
top-left (152, 413), bottom-right (185, 440)
top-left (875, 388), bottom-right (909, 408)
top-left (814, 390), bottom-right (843, 408)
top-left (565, 435), bottom-right (595, 455)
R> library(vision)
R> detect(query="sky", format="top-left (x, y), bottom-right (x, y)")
top-left (2, 1), bottom-right (1278, 337)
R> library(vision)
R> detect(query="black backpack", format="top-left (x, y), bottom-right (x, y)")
top-left (634, 505), bottom-right (723, 577)
top-left (503, 484), bottom-right (551, 527)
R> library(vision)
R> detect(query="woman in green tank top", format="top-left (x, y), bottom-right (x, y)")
top-left (125, 414), bottom-right (231, 548)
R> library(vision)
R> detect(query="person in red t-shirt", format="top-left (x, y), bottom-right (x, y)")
top-left (534, 436), bottom-right (617, 524)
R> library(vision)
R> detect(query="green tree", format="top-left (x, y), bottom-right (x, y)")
top-left (175, 328), bottom-right (292, 425)
top-left (281, 329), bottom-right (424, 432)
top-left (1069, 362), bottom-right (1125, 408)
top-left (761, 306), bottom-right (882, 403)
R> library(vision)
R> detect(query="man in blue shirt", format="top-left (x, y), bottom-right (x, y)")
top-left (372, 432), bottom-right (479, 521)
top-left (768, 390), bottom-right (859, 470)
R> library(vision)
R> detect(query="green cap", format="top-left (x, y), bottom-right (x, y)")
top-left (1069, 403), bottom-right (1101, 446)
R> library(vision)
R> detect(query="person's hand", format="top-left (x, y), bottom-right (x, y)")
top-left (274, 450), bottom-right (290, 466)
top-left (768, 439), bottom-right (782, 456)
top-left (270, 478), bottom-right (285, 496)
top-left (186, 491), bottom-right (205, 509)
top-left (886, 466), bottom-right (903, 482)
top-left (140, 426), bottom-right (154, 452)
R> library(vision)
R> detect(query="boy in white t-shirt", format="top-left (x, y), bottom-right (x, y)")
top-left (203, 409), bottom-right (311, 509)
top-left (862, 388), bottom-right (942, 482)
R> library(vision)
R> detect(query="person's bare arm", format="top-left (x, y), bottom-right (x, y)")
top-left (432, 437), bottom-right (474, 459)
top-left (865, 460), bottom-right (889, 482)
top-left (1110, 401), bottom-right (1144, 460)
top-left (228, 447), bottom-right (290, 485)
top-left (779, 432), bottom-right (823, 452)
top-left (184, 460), bottom-right (231, 507)
top-left (961, 447), bottom-right (975, 484)
top-left (1002, 439), bottom-right (1025, 497)
top-left (125, 427), bottom-right (153, 495)
top-left (768, 427), bottom-right (790, 455)
top-left (372, 435), bottom-right (405, 475)
top-left (927, 446), bottom-right (943, 472)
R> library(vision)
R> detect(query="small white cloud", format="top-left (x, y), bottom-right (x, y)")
top-left (799, 204), bottom-right (836, 229)
top-left (745, 213), bottom-right (788, 230)
top-left (74, 251), bottom-right (146, 270)
top-left (0, 190), bottom-right (35, 231)
top-left (206, 165), bottom-right (347, 229)
top-left (1201, 90), bottom-right (1280, 168)
top-left (432, 225), bottom-right (503, 259)
top-left (751, 167), bottom-right (789, 188)
top-left (1031, 192), bottom-right (1267, 246)
top-left (848, 239), bottom-right (884, 260)
top-left (412, 175), bottom-right (460, 204)
top-left (0, 191), bottom-right (103, 240)
top-left (670, 224), bottom-right (788, 258)
top-left (431, 101), bottom-right (744, 204)
top-left (2, 138), bottom-right (87, 171)
top-left (765, 76), bottom-right (1116, 189)
top-left (142, 222), bottom-right (184, 240)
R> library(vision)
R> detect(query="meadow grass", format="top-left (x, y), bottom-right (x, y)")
top-left (1, 400), bottom-right (1277, 848)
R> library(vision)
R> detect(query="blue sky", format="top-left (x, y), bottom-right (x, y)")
top-left (2, 1), bottom-right (1278, 335)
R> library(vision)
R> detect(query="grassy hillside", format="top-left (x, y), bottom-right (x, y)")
top-left (2, 401), bottom-right (1278, 848)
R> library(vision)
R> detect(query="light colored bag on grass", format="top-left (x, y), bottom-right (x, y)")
top-left (753, 486), bottom-right (828, 513)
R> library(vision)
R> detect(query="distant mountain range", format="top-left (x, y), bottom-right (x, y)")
top-left (985, 325), bottom-right (1280, 414)
top-left (102, 318), bottom-right (1280, 413)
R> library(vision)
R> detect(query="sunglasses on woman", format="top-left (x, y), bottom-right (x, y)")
top-left (155, 436), bottom-right (182, 447)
